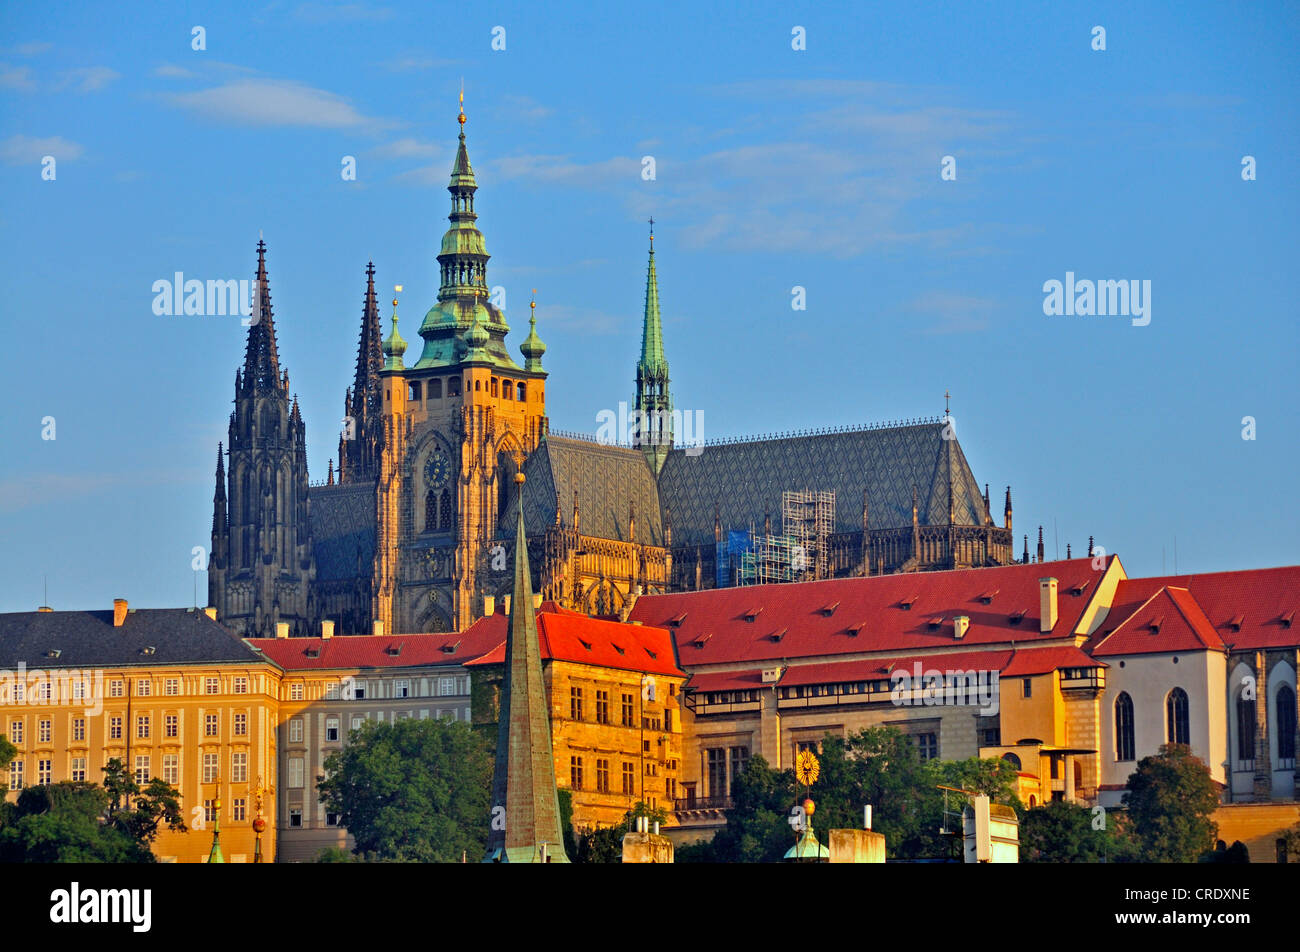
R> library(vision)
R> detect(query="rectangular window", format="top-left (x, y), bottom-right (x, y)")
top-left (437, 677), bottom-right (452, 697)
top-left (232, 798), bottom-right (246, 822)
top-left (234, 712), bottom-right (247, 736)
top-left (205, 677), bottom-right (219, 695)
top-left (596, 758), bottom-right (610, 793)
top-left (1022, 678), bottom-right (1033, 699)
top-left (288, 757), bottom-right (304, 788)
top-left (231, 751), bottom-right (247, 783)
top-left (108, 717), bottom-right (121, 741)
top-left (38, 759), bottom-right (52, 785)
top-left (570, 687), bottom-right (584, 721)
top-left (109, 680), bottom-right (124, 698)
top-left (38, 719), bottom-right (51, 743)
top-left (203, 753), bottom-right (218, 784)
top-left (8, 719), bottom-right (21, 744)
top-left (134, 755), bottom-right (150, 785)
top-left (729, 746), bottom-right (749, 786)
top-left (204, 713), bottom-right (218, 737)
top-left (570, 756), bottom-right (583, 790)
top-left (162, 754), bottom-right (178, 785)
top-left (396, 680), bottom-right (411, 699)
top-left (707, 748), bottom-right (727, 798)
top-left (70, 756), bottom-right (86, 782)
top-left (596, 690), bottom-right (610, 724)
top-left (72, 718), bottom-right (85, 741)
top-left (138, 680), bottom-right (151, 697)
top-left (11, 682), bottom-right (23, 703)
top-left (8, 760), bottom-right (23, 790)
top-left (326, 812), bottom-right (340, 827)
top-left (136, 715), bottom-right (150, 739)
top-left (325, 682), bottom-right (341, 700)
top-left (233, 677), bottom-right (248, 695)
top-left (71, 679), bottom-right (86, 702)
top-left (352, 681), bottom-right (366, 700)
top-left (289, 809), bottom-right (302, 828)
top-left (204, 799), bottom-right (217, 823)
top-left (165, 678), bottom-right (179, 696)
top-left (290, 683), bottom-right (304, 701)
top-left (916, 733), bottom-right (939, 762)
top-left (351, 716), bottom-right (364, 733)
top-left (164, 714), bottom-right (178, 738)
top-left (622, 761), bottom-right (635, 795)
top-left (325, 717), bottom-right (340, 742)
top-left (622, 693), bottom-right (635, 727)
top-left (289, 719), bottom-right (303, 743)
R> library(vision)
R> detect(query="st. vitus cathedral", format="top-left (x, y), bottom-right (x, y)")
top-left (208, 105), bottom-right (1018, 638)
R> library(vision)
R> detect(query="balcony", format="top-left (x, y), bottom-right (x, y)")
top-left (674, 796), bottom-right (732, 813)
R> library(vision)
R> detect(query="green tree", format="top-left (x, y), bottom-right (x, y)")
top-left (0, 783), bottom-right (143, 862)
top-left (1198, 839), bottom-right (1250, 863)
top-left (1122, 744), bottom-right (1219, 862)
top-left (317, 717), bottom-right (492, 862)
top-left (1279, 820), bottom-right (1300, 863)
top-left (1020, 799), bottom-right (1138, 862)
top-left (573, 802), bottom-right (670, 863)
top-left (101, 758), bottom-right (187, 847)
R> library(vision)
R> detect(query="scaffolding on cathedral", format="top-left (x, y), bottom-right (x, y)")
top-left (731, 490), bottom-right (837, 586)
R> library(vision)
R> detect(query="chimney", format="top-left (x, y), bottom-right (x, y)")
top-left (483, 595), bottom-right (495, 618)
top-left (532, 593), bottom-right (543, 610)
top-left (276, 622), bottom-right (290, 639)
top-left (502, 594), bottom-right (512, 616)
top-left (203, 606), bottom-right (217, 621)
top-left (321, 620), bottom-right (335, 640)
top-left (372, 619), bottom-right (385, 637)
top-left (1039, 578), bottom-right (1058, 633)
top-left (953, 615), bottom-right (969, 640)
top-left (113, 598), bottom-right (128, 627)
top-left (37, 606), bottom-right (53, 613)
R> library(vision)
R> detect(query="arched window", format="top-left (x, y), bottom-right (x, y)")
top-left (475, 380), bottom-right (481, 392)
top-left (1002, 752), bottom-right (1021, 771)
top-left (429, 379), bottom-right (442, 399)
top-left (1166, 687), bottom-right (1190, 745)
top-left (1277, 685), bottom-right (1296, 764)
top-left (425, 491), bottom-right (437, 532)
top-left (439, 489), bottom-right (453, 532)
top-left (517, 382), bottom-right (526, 402)
top-left (502, 379), bottom-right (512, 400)
top-left (1115, 692), bottom-right (1135, 761)
top-left (409, 381), bottom-right (422, 402)
top-left (260, 404), bottom-right (276, 437)
top-left (1237, 690), bottom-right (1257, 763)
top-left (449, 377), bottom-right (461, 397)
top-left (490, 378), bottom-right (499, 398)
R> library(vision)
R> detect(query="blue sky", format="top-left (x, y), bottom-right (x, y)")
top-left (1, 0), bottom-right (1296, 613)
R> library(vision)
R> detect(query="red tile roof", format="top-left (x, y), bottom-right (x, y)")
top-left (686, 669), bottom-right (770, 692)
top-left (1001, 645), bottom-right (1107, 677)
top-left (246, 628), bottom-right (502, 670)
top-left (1091, 566), bottom-right (1300, 655)
top-left (627, 558), bottom-right (1110, 665)
top-left (461, 605), bottom-right (684, 678)
top-left (774, 649), bottom-right (1015, 688)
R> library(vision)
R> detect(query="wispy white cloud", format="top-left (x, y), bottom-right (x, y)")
top-left (490, 153), bottom-right (640, 186)
top-left (367, 137), bottom-right (438, 159)
top-left (57, 66), bottom-right (120, 93)
top-left (0, 470), bottom-right (193, 513)
top-left (154, 63), bottom-right (196, 79)
top-left (0, 63), bottom-right (36, 91)
top-left (907, 290), bottom-right (995, 335)
top-left (382, 55), bottom-right (460, 72)
top-left (531, 303), bottom-right (623, 335)
top-left (392, 163), bottom-right (445, 185)
top-left (498, 94), bottom-right (553, 122)
top-left (5, 42), bottom-right (52, 56)
top-left (164, 78), bottom-right (390, 130)
top-left (0, 134), bottom-right (84, 164)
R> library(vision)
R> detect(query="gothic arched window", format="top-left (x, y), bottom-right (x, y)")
top-left (439, 489), bottom-right (453, 532)
top-left (1237, 691), bottom-right (1257, 762)
top-left (1166, 687), bottom-right (1190, 745)
top-left (1115, 692), bottom-right (1135, 761)
top-left (425, 490), bottom-right (438, 532)
top-left (1278, 685), bottom-right (1297, 764)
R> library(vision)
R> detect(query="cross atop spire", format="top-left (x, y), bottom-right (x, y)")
top-left (243, 239), bottom-right (282, 392)
top-left (944, 389), bottom-right (951, 416)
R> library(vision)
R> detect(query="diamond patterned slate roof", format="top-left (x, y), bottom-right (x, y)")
top-left (502, 436), bottom-right (665, 545)
top-left (656, 422), bottom-right (990, 546)
top-left (310, 481), bottom-right (377, 582)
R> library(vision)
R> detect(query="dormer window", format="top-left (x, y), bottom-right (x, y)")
top-left (900, 595), bottom-right (918, 611)
top-left (1148, 616), bottom-right (1164, 634)
top-left (669, 613), bottom-right (688, 628)
top-left (1009, 609), bottom-right (1027, 624)
top-left (692, 633), bottom-right (711, 648)
top-left (978, 589), bottom-right (999, 605)
top-left (770, 628), bottom-right (787, 643)
top-left (1226, 614), bottom-right (1245, 632)
top-left (820, 601), bottom-right (839, 617)
top-left (744, 607), bottom-right (763, 622)
top-left (927, 617), bottom-right (944, 630)
top-left (1070, 579), bottom-right (1091, 597)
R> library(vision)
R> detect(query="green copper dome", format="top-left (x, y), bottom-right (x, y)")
top-left (521, 301), bottom-right (546, 371)
top-left (383, 310), bottom-right (407, 371)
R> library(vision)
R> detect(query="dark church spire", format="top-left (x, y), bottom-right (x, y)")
top-left (342, 261), bottom-right (384, 481)
top-left (211, 442), bottom-right (227, 537)
top-left (242, 239), bottom-right (282, 393)
top-left (485, 473), bottom-right (570, 863)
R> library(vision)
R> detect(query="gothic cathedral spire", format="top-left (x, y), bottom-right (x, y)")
top-left (485, 474), bottom-right (570, 863)
top-left (341, 261), bottom-right (384, 482)
top-left (634, 220), bottom-right (672, 475)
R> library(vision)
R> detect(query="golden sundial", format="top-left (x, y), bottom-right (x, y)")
top-left (795, 750), bottom-right (820, 787)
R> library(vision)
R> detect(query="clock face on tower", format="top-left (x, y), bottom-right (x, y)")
top-left (425, 449), bottom-right (451, 490)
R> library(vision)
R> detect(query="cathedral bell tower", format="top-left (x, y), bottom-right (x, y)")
top-left (373, 97), bottom-right (548, 635)
top-left (209, 239), bottom-right (316, 637)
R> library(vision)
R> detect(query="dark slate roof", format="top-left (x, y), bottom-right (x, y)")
top-left (0, 609), bottom-right (268, 669)
top-left (657, 423), bottom-right (990, 547)
top-left (310, 481), bottom-right (377, 582)
top-left (502, 436), bottom-right (665, 545)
